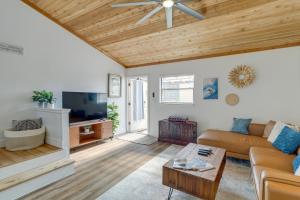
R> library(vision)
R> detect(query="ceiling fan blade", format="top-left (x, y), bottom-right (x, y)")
top-left (165, 7), bottom-right (173, 29)
top-left (176, 0), bottom-right (193, 2)
top-left (175, 3), bottom-right (205, 20)
top-left (137, 5), bottom-right (164, 25)
top-left (111, 1), bottom-right (158, 7)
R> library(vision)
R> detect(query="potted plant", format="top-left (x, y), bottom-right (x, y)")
top-left (32, 90), bottom-right (56, 108)
top-left (107, 103), bottom-right (120, 136)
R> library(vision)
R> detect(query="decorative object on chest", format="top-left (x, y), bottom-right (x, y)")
top-left (168, 115), bottom-right (188, 122)
top-left (159, 117), bottom-right (197, 145)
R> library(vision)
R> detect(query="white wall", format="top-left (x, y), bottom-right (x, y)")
top-left (127, 46), bottom-right (300, 137)
top-left (0, 0), bottom-right (126, 146)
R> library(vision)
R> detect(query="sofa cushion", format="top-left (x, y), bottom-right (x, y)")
top-left (12, 118), bottom-right (42, 131)
top-left (252, 165), bottom-right (300, 200)
top-left (272, 126), bottom-right (300, 154)
top-left (231, 118), bottom-right (252, 134)
top-left (263, 120), bottom-right (276, 138)
top-left (250, 147), bottom-right (295, 172)
top-left (198, 129), bottom-right (273, 156)
top-left (249, 123), bottom-right (266, 137)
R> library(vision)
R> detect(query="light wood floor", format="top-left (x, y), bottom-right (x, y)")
top-left (0, 144), bottom-right (61, 168)
top-left (21, 139), bottom-right (170, 200)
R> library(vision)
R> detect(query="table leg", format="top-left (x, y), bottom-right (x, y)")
top-left (167, 188), bottom-right (173, 200)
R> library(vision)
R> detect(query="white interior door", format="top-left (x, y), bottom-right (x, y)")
top-left (127, 77), bottom-right (148, 132)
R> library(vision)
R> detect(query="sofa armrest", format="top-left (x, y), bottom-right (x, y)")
top-left (260, 169), bottom-right (300, 200)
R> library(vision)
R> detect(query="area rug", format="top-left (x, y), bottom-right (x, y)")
top-left (97, 145), bottom-right (256, 200)
top-left (116, 132), bottom-right (157, 145)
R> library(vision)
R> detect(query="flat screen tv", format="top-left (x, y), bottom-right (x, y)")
top-left (62, 92), bottom-right (107, 123)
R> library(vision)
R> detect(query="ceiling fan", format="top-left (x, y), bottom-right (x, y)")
top-left (111, 0), bottom-right (205, 29)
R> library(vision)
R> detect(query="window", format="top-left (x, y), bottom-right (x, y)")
top-left (160, 75), bottom-right (194, 104)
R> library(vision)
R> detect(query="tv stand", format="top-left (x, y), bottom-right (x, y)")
top-left (69, 119), bottom-right (113, 149)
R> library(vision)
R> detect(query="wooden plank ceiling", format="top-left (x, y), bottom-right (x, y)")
top-left (22, 0), bottom-right (300, 67)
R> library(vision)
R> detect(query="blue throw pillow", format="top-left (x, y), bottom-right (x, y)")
top-left (231, 118), bottom-right (252, 134)
top-left (273, 126), bottom-right (300, 154)
top-left (293, 155), bottom-right (300, 176)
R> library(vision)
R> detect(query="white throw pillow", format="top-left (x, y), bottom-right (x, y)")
top-left (267, 121), bottom-right (291, 143)
top-left (267, 121), bottom-right (299, 143)
top-left (295, 125), bottom-right (300, 132)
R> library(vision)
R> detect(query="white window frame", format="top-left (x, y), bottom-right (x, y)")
top-left (159, 74), bottom-right (194, 104)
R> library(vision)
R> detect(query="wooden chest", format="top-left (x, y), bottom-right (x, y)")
top-left (158, 119), bottom-right (197, 145)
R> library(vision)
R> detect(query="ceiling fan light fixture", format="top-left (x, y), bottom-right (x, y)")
top-left (111, 0), bottom-right (205, 29)
top-left (163, 0), bottom-right (174, 8)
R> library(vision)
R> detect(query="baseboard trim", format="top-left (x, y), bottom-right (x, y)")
top-left (0, 138), bottom-right (5, 148)
top-left (45, 136), bottom-right (62, 148)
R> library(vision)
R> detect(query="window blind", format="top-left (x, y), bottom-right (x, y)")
top-left (160, 75), bottom-right (194, 104)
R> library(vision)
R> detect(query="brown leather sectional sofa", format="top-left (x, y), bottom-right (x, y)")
top-left (198, 123), bottom-right (300, 200)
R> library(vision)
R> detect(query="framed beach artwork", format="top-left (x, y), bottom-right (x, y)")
top-left (203, 78), bottom-right (218, 100)
top-left (108, 74), bottom-right (122, 98)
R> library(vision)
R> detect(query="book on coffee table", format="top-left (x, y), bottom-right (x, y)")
top-left (173, 157), bottom-right (214, 171)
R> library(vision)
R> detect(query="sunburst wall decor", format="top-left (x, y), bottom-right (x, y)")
top-left (228, 65), bottom-right (256, 88)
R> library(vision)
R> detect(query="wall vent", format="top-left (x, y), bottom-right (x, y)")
top-left (0, 42), bottom-right (23, 55)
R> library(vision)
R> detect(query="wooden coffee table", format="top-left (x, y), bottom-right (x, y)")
top-left (162, 143), bottom-right (226, 200)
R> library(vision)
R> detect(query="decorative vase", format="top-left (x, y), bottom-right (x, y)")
top-left (84, 127), bottom-right (90, 133)
top-left (48, 103), bottom-right (55, 109)
top-left (38, 102), bottom-right (48, 108)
